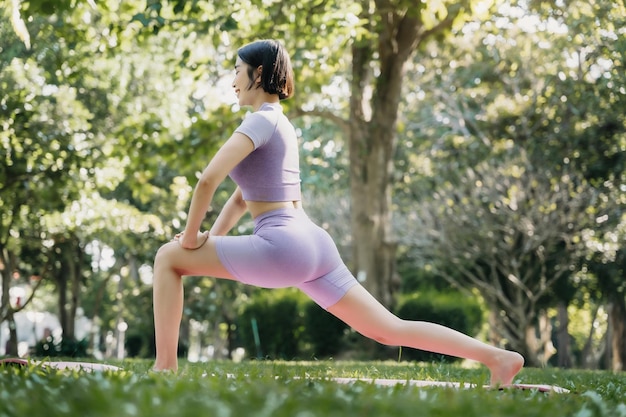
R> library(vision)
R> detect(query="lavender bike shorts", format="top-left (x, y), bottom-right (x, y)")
top-left (215, 208), bottom-right (358, 309)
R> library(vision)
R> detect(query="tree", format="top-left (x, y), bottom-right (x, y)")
top-left (8, 0), bottom-right (623, 365)
top-left (0, 14), bottom-right (97, 351)
top-left (1, 0), bottom-right (231, 354)
top-left (394, 0), bottom-right (625, 367)
top-left (117, 0), bottom-right (488, 307)
top-left (405, 157), bottom-right (595, 366)
top-left (543, 0), bottom-right (626, 371)
top-left (585, 219), bottom-right (626, 371)
top-left (338, 0), bottom-right (472, 306)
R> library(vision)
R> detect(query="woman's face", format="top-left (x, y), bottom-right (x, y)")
top-left (232, 57), bottom-right (259, 106)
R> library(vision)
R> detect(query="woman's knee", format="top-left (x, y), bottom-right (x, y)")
top-left (154, 241), bottom-right (178, 268)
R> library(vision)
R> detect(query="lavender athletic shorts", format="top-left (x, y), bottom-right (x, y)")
top-left (214, 208), bottom-right (358, 309)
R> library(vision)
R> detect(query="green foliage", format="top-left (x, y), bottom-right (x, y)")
top-left (395, 291), bottom-right (483, 362)
top-left (295, 117), bottom-right (349, 192)
top-left (1, 0), bottom-right (237, 352)
top-left (237, 290), bottom-right (350, 360)
top-left (397, 258), bottom-right (451, 294)
top-left (393, 0), bottom-right (625, 365)
top-left (122, 285), bottom-right (156, 359)
top-left (1, 360), bottom-right (626, 417)
top-left (19, 0), bottom-right (74, 15)
top-left (3, 0), bottom-right (624, 370)
top-left (34, 337), bottom-right (89, 358)
top-left (0, 27), bottom-right (95, 223)
top-left (237, 289), bottom-right (307, 359)
top-left (303, 302), bottom-right (348, 358)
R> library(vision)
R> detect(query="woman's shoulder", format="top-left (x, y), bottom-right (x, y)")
top-left (236, 104), bottom-right (284, 148)
top-left (244, 103), bottom-right (282, 124)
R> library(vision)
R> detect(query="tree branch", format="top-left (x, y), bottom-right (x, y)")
top-left (289, 107), bottom-right (350, 136)
top-left (419, 3), bottom-right (464, 42)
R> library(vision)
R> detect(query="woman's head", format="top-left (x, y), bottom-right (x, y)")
top-left (236, 39), bottom-right (294, 100)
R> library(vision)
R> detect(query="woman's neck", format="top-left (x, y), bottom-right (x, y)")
top-left (251, 93), bottom-right (279, 111)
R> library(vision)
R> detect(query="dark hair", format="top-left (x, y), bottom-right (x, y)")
top-left (237, 39), bottom-right (294, 100)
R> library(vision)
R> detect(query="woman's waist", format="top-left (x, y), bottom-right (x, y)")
top-left (246, 200), bottom-right (302, 219)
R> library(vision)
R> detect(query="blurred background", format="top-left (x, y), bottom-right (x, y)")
top-left (1, 0), bottom-right (624, 371)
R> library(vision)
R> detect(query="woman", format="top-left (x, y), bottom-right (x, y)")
top-left (152, 39), bottom-right (524, 385)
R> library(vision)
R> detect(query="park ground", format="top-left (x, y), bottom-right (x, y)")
top-left (1, 359), bottom-right (625, 416)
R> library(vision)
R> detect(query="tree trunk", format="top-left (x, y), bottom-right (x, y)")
top-left (6, 311), bottom-right (18, 356)
top-left (538, 310), bottom-right (555, 364)
top-left (581, 304), bottom-right (602, 369)
top-left (521, 311), bottom-right (555, 367)
top-left (57, 263), bottom-right (69, 340)
top-left (1, 246), bottom-right (19, 356)
top-left (347, 2), bottom-right (464, 306)
top-left (523, 325), bottom-right (543, 367)
top-left (608, 297), bottom-right (626, 371)
top-left (67, 242), bottom-right (83, 341)
top-left (556, 302), bottom-right (572, 368)
top-left (0, 245), bottom-right (11, 323)
top-left (487, 309), bottom-right (504, 346)
top-left (54, 237), bottom-right (83, 342)
top-left (348, 5), bottom-right (421, 307)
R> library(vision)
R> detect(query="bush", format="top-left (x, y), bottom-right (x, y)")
top-left (395, 291), bottom-right (484, 362)
top-left (237, 289), bottom-right (306, 359)
top-left (303, 301), bottom-right (348, 358)
top-left (34, 336), bottom-right (89, 358)
top-left (397, 258), bottom-right (450, 294)
top-left (125, 332), bottom-right (158, 358)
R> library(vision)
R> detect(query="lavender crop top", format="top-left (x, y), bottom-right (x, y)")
top-left (230, 102), bottom-right (301, 202)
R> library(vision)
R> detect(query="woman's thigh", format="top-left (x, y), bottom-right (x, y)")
top-left (327, 285), bottom-right (402, 339)
top-left (154, 237), bottom-right (236, 280)
top-left (215, 224), bottom-right (344, 288)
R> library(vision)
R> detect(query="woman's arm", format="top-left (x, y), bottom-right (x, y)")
top-left (209, 186), bottom-right (248, 236)
top-left (179, 132), bottom-right (254, 249)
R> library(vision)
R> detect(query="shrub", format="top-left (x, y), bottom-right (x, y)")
top-left (395, 291), bottom-right (484, 362)
top-left (34, 336), bottom-right (89, 358)
top-left (125, 332), bottom-right (158, 358)
top-left (303, 301), bottom-right (348, 358)
top-left (237, 289), bottom-right (306, 359)
top-left (397, 259), bottom-right (450, 294)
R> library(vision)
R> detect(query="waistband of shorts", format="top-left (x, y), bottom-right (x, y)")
top-left (253, 207), bottom-right (307, 225)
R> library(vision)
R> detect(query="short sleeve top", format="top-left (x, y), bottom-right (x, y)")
top-left (229, 102), bottom-right (301, 201)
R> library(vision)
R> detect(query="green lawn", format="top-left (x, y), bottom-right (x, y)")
top-left (1, 359), bottom-right (625, 417)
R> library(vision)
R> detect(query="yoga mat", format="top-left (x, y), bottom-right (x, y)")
top-left (0, 358), bottom-right (121, 372)
top-left (331, 377), bottom-right (570, 393)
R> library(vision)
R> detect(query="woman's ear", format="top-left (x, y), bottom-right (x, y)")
top-left (256, 65), bottom-right (263, 82)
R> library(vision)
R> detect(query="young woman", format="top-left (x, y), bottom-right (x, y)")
top-left (152, 39), bottom-right (524, 385)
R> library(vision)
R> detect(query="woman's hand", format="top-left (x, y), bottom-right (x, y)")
top-left (173, 230), bottom-right (210, 250)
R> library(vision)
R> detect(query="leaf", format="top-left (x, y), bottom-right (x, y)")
top-left (130, 12), bottom-right (150, 27)
top-left (9, 0), bottom-right (31, 49)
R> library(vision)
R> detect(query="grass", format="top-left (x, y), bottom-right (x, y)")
top-left (1, 359), bottom-right (625, 417)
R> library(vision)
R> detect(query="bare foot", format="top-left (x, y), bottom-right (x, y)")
top-left (150, 367), bottom-right (177, 375)
top-left (151, 362), bottom-right (178, 373)
top-left (487, 351), bottom-right (524, 387)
